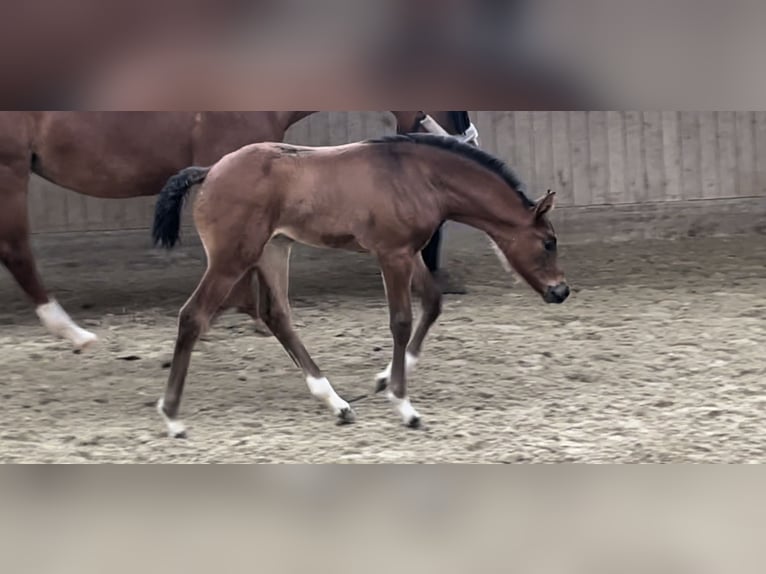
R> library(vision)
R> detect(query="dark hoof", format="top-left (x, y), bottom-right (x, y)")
top-left (406, 416), bottom-right (422, 429)
top-left (172, 430), bottom-right (188, 439)
top-left (374, 377), bottom-right (389, 394)
top-left (336, 407), bottom-right (356, 425)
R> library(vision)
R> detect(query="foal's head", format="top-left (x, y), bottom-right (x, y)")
top-left (494, 190), bottom-right (570, 304)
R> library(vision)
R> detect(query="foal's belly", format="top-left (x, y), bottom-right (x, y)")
top-left (271, 226), bottom-right (367, 253)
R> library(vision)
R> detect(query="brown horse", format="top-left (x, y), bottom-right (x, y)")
top-left (0, 111), bottom-right (474, 350)
top-left (152, 133), bottom-right (569, 437)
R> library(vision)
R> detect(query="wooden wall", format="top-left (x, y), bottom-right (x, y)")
top-left (28, 112), bottom-right (766, 238)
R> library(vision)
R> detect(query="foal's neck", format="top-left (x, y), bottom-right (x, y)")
top-left (434, 157), bottom-right (531, 234)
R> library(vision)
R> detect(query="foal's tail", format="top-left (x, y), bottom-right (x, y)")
top-left (152, 166), bottom-right (210, 249)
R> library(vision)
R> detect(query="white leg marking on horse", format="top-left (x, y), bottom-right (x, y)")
top-left (387, 391), bottom-right (421, 426)
top-left (157, 398), bottom-right (187, 438)
top-left (306, 376), bottom-right (351, 415)
top-left (36, 299), bottom-right (98, 350)
top-left (376, 352), bottom-right (419, 383)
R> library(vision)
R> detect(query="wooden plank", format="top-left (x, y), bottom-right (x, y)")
top-left (373, 111), bottom-right (395, 136)
top-left (32, 179), bottom-right (73, 233)
top-left (587, 111), bottom-right (609, 206)
top-left (50, 185), bottom-right (71, 232)
top-left (100, 190), bottom-right (128, 231)
top-left (328, 112), bottom-right (349, 145)
top-left (641, 112), bottom-right (665, 202)
top-left (493, 111), bottom-right (514, 164)
top-left (78, 197), bottom-right (97, 231)
top-left (27, 177), bottom-right (52, 233)
top-left (698, 111), bottom-right (719, 200)
top-left (345, 111), bottom-right (365, 143)
top-left (306, 113), bottom-right (330, 146)
top-left (62, 186), bottom-right (89, 232)
top-left (123, 197), bottom-right (152, 230)
top-left (680, 111), bottom-right (701, 201)
top-left (283, 115), bottom-right (309, 145)
top-left (606, 111), bottom-right (626, 204)
top-left (624, 111), bottom-right (644, 203)
top-left (568, 111), bottom-right (589, 207)
top-left (755, 112), bottom-right (766, 195)
top-left (513, 112), bottom-right (535, 190)
top-left (735, 111), bottom-right (755, 197)
top-left (716, 111), bottom-right (737, 198)
top-left (533, 112), bottom-right (554, 198)
top-left (475, 111), bottom-right (498, 156)
top-left (550, 111), bottom-right (572, 206)
top-left (661, 111), bottom-right (682, 201)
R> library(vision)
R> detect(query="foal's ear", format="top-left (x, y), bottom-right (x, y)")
top-left (534, 190), bottom-right (556, 219)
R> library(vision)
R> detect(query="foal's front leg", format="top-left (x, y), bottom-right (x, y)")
top-left (375, 255), bottom-right (442, 392)
top-left (379, 253), bottom-right (421, 428)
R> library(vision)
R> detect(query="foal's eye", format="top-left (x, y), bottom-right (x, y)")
top-left (543, 238), bottom-right (557, 252)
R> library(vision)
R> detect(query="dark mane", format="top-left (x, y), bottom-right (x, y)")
top-left (366, 133), bottom-right (534, 207)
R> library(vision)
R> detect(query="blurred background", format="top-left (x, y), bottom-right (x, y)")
top-left (3, 0), bottom-right (765, 109)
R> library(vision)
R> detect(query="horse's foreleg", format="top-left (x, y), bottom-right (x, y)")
top-left (375, 255), bottom-right (441, 394)
top-left (0, 167), bottom-right (97, 350)
top-left (256, 237), bottom-right (355, 425)
top-left (378, 251), bottom-right (420, 428)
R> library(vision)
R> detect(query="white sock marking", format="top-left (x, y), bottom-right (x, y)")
top-left (157, 398), bottom-right (186, 437)
top-left (36, 299), bottom-right (98, 350)
top-left (376, 352), bottom-right (419, 383)
top-left (387, 391), bottom-right (421, 424)
top-left (306, 376), bottom-right (350, 415)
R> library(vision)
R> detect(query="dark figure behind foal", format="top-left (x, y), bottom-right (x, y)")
top-left (401, 111), bottom-right (479, 294)
top-left (152, 133), bottom-right (569, 438)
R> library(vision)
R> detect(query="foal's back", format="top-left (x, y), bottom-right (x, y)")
top-left (195, 140), bottom-right (444, 253)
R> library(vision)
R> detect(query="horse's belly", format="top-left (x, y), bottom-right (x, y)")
top-left (272, 227), bottom-right (366, 253)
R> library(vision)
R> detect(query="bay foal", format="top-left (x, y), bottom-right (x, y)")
top-left (153, 134), bottom-right (569, 436)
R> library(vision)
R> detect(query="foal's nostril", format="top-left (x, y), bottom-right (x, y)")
top-left (554, 283), bottom-right (570, 301)
top-left (545, 282), bottom-right (570, 303)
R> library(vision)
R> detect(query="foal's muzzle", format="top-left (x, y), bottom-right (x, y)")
top-left (544, 282), bottom-right (570, 304)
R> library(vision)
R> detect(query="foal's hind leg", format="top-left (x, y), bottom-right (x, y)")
top-left (0, 162), bottom-right (96, 350)
top-left (378, 251), bottom-right (421, 428)
top-left (158, 263), bottom-right (246, 438)
top-left (376, 255), bottom-right (442, 395)
top-left (256, 238), bottom-right (355, 424)
top-left (218, 271), bottom-right (271, 337)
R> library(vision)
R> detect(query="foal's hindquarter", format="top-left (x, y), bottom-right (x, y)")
top-left (158, 144), bottom-right (447, 436)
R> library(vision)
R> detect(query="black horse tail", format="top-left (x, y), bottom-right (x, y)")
top-left (152, 166), bottom-right (210, 249)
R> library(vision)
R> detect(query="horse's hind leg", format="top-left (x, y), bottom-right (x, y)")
top-left (158, 262), bottom-right (246, 438)
top-left (218, 272), bottom-right (271, 337)
top-left (0, 162), bottom-right (96, 350)
top-left (256, 237), bottom-right (355, 425)
top-left (375, 254), bottom-right (442, 395)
